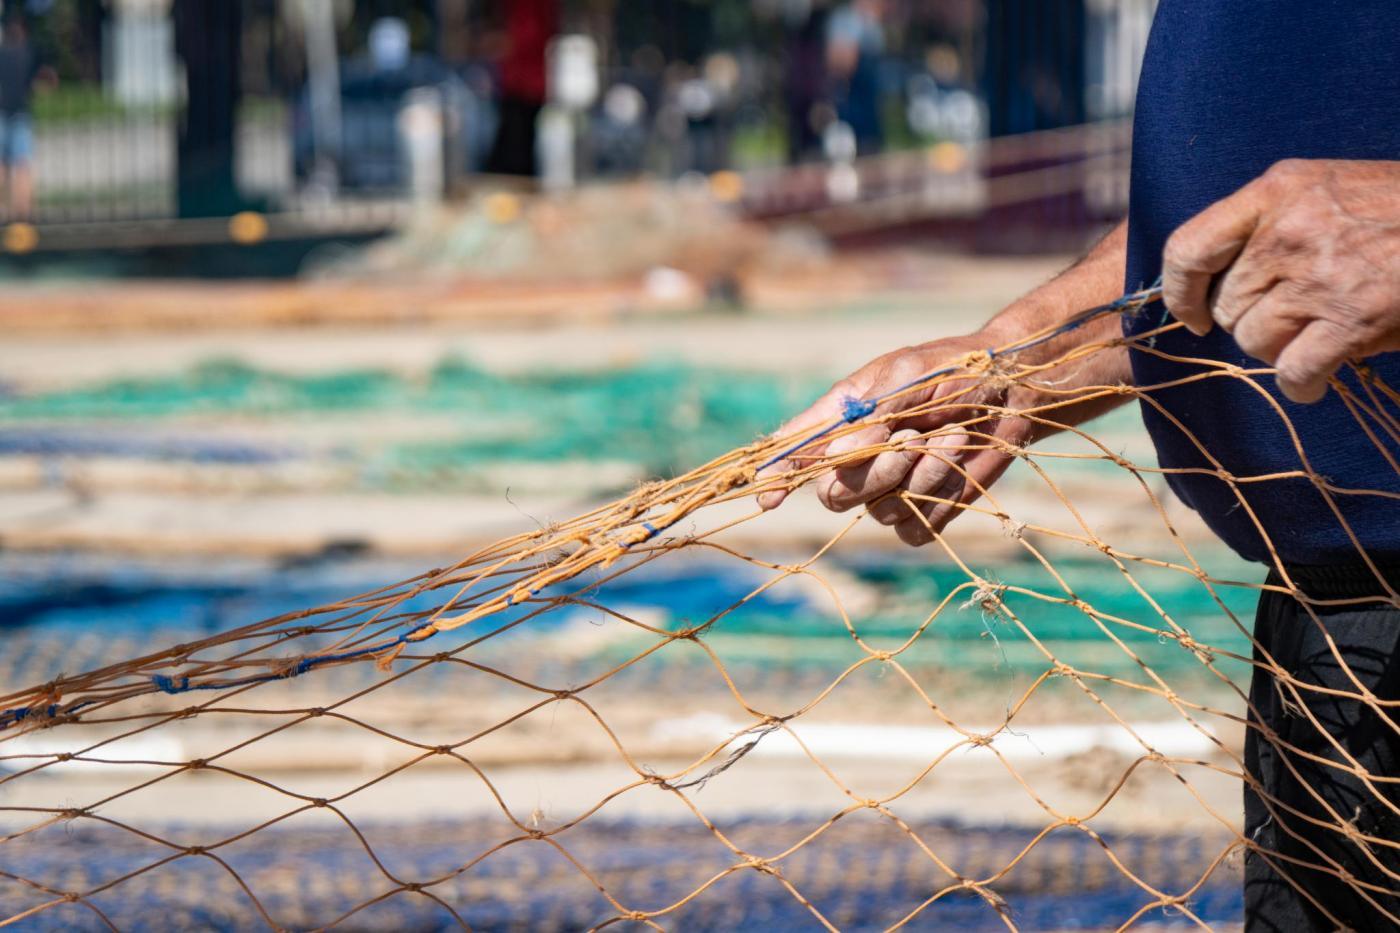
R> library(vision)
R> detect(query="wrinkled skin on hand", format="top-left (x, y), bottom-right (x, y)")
top-left (1162, 159), bottom-right (1400, 403)
top-left (757, 335), bottom-right (1034, 547)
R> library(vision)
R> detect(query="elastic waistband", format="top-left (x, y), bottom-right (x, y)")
top-left (1268, 563), bottom-right (1400, 602)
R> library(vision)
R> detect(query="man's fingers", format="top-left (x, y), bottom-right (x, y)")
top-left (1162, 183), bottom-right (1268, 335)
top-left (1229, 286), bottom-right (1308, 366)
top-left (894, 474), bottom-right (966, 547)
top-left (756, 384), bottom-right (853, 510)
top-left (1208, 240), bottom-right (1284, 334)
top-left (1273, 318), bottom-right (1354, 404)
top-left (895, 433), bottom-right (1019, 547)
top-left (867, 432), bottom-right (972, 526)
top-left (818, 425), bottom-right (907, 512)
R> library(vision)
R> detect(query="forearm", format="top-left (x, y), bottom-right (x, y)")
top-left (979, 221), bottom-right (1135, 434)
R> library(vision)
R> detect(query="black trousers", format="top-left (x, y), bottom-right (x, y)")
top-left (1245, 565), bottom-right (1400, 931)
top-left (487, 97), bottom-right (542, 178)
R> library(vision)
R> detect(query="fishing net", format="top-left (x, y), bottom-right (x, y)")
top-left (3, 285), bottom-right (1399, 931)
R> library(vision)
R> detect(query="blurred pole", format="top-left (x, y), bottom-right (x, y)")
top-left (299, 0), bottom-right (342, 196)
top-left (399, 87), bottom-right (446, 206)
top-left (539, 34), bottom-right (598, 190)
top-left (173, 0), bottom-right (243, 218)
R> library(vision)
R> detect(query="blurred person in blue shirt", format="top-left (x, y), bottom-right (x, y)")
top-left (825, 0), bottom-right (885, 155)
top-left (0, 14), bottom-right (51, 221)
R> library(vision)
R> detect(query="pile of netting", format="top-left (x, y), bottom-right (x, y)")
top-left (2, 286), bottom-right (1398, 931)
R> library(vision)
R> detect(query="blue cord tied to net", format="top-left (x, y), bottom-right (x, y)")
top-left (758, 280), bottom-right (1164, 474)
top-left (841, 397), bottom-right (878, 422)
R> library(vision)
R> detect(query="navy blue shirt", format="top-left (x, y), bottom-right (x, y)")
top-left (1124, 0), bottom-right (1400, 566)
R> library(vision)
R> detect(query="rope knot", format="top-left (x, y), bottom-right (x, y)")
top-left (999, 517), bottom-right (1027, 540)
top-left (841, 396), bottom-right (878, 423)
top-left (717, 465), bottom-right (757, 491)
top-left (960, 582), bottom-right (1007, 619)
top-left (741, 854), bottom-right (776, 875)
top-left (961, 349), bottom-right (995, 373)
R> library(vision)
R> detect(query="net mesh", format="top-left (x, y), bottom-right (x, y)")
top-left (3, 287), bottom-right (1398, 931)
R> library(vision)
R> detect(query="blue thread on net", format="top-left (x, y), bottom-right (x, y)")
top-left (153, 675), bottom-right (191, 695)
top-left (140, 623), bottom-right (440, 700)
top-left (841, 397), bottom-right (878, 422)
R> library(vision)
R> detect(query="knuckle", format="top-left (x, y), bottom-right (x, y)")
top-left (1264, 158), bottom-right (1310, 186)
top-left (1266, 212), bottom-right (1313, 250)
top-left (882, 352), bottom-right (924, 387)
top-left (1162, 233), bottom-right (1198, 271)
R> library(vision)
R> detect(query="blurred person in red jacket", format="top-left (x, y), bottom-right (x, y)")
top-left (486, 0), bottom-right (558, 177)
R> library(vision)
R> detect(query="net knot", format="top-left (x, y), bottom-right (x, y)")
top-left (841, 396), bottom-right (878, 422)
top-left (968, 733), bottom-right (996, 748)
top-left (960, 582), bottom-right (1007, 618)
top-left (1176, 635), bottom-right (1215, 664)
top-left (312, 798), bottom-right (328, 808)
top-left (435, 745), bottom-right (454, 756)
top-left (961, 349), bottom-right (995, 373)
top-left (185, 846), bottom-right (207, 856)
top-left (624, 910), bottom-right (649, 922)
top-left (999, 517), bottom-right (1027, 540)
top-left (716, 465), bottom-right (757, 491)
top-left (188, 759), bottom-right (206, 770)
top-left (740, 854), bottom-right (777, 875)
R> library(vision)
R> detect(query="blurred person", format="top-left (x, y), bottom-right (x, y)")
top-left (369, 16), bottom-right (411, 73)
top-left (0, 14), bottom-right (50, 221)
top-left (781, 0), bottom-right (829, 164)
top-left (826, 0), bottom-right (885, 155)
top-left (486, 0), bottom-right (558, 178)
top-left (761, 3), bottom-right (1400, 929)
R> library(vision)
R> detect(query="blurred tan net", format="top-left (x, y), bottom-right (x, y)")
top-left (2, 285), bottom-right (1399, 931)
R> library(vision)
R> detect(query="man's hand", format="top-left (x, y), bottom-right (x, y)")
top-left (1162, 159), bottom-right (1400, 403)
top-left (756, 334), bottom-right (1033, 546)
top-left (756, 221), bottom-right (1134, 548)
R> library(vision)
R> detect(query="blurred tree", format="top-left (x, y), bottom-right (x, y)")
top-left (27, 0), bottom-right (103, 82)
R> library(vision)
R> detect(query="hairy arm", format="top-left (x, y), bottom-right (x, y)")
top-left (759, 220), bottom-right (1134, 546)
